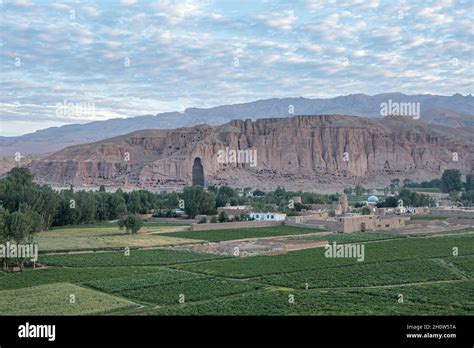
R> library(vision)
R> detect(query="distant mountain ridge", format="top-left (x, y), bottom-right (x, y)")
top-left (1, 93), bottom-right (472, 156)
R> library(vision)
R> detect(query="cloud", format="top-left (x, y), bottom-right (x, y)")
top-left (0, 0), bottom-right (472, 136)
top-left (257, 11), bottom-right (298, 31)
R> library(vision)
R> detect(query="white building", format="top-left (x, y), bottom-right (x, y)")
top-left (249, 212), bottom-right (286, 221)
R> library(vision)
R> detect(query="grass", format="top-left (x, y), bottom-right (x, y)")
top-left (172, 235), bottom-right (474, 278)
top-left (159, 225), bottom-right (323, 242)
top-left (35, 224), bottom-right (195, 252)
top-left (49, 221), bottom-right (188, 230)
top-left (2, 224), bottom-right (473, 316)
top-left (101, 277), bottom-right (264, 306)
top-left (288, 231), bottom-right (404, 243)
top-left (405, 187), bottom-right (442, 193)
top-left (258, 259), bottom-right (461, 289)
top-left (0, 283), bottom-right (139, 315)
top-left (39, 248), bottom-right (228, 267)
top-left (411, 216), bottom-right (449, 221)
top-left (151, 281), bottom-right (474, 316)
top-left (0, 266), bottom-right (163, 290)
top-left (35, 234), bottom-right (197, 252)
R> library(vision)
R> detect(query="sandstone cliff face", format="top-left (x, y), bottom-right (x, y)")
top-left (28, 115), bottom-right (473, 191)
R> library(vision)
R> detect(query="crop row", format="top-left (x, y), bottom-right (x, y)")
top-left (152, 281), bottom-right (474, 316)
top-left (0, 266), bottom-right (162, 290)
top-left (258, 259), bottom-right (461, 289)
top-left (85, 269), bottom-right (206, 293)
top-left (0, 283), bottom-right (138, 315)
top-left (39, 248), bottom-right (227, 267)
top-left (105, 277), bottom-right (264, 306)
top-left (173, 235), bottom-right (474, 278)
top-left (159, 225), bottom-right (322, 242)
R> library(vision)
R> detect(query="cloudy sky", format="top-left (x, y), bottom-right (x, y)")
top-left (0, 0), bottom-right (472, 136)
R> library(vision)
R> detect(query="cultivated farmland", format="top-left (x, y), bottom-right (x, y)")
top-left (1, 225), bottom-right (473, 316)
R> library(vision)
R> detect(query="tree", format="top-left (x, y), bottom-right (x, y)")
top-left (216, 186), bottom-right (237, 207)
top-left (460, 191), bottom-right (474, 205)
top-left (118, 214), bottom-right (143, 234)
top-left (465, 173), bottom-right (474, 192)
top-left (378, 196), bottom-right (398, 208)
top-left (343, 187), bottom-right (353, 195)
top-left (361, 206), bottom-right (371, 215)
top-left (75, 191), bottom-right (98, 224)
top-left (0, 206), bottom-right (10, 270)
top-left (107, 193), bottom-right (127, 220)
top-left (328, 209), bottom-right (336, 217)
top-left (207, 185), bottom-right (218, 194)
top-left (355, 184), bottom-right (365, 196)
top-left (441, 169), bottom-right (462, 193)
top-left (7, 210), bottom-right (35, 271)
top-left (218, 211), bottom-right (228, 223)
top-left (5, 167), bottom-right (34, 186)
top-left (182, 186), bottom-right (216, 219)
top-left (127, 191), bottom-right (142, 213)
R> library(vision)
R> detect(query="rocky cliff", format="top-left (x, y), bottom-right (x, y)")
top-left (28, 115), bottom-right (473, 191)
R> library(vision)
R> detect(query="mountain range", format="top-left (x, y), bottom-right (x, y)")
top-left (28, 115), bottom-right (474, 191)
top-left (1, 93), bottom-right (473, 157)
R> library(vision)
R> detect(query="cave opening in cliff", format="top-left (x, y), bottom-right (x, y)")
top-left (192, 157), bottom-right (204, 187)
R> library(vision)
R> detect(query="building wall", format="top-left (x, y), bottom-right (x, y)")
top-left (190, 220), bottom-right (281, 231)
top-left (428, 208), bottom-right (474, 218)
top-left (336, 215), bottom-right (408, 233)
top-left (250, 213), bottom-right (286, 221)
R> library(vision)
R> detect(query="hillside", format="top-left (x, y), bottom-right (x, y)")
top-left (2, 93), bottom-right (472, 156)
top-left (28, 115), bottom-right (473, 191)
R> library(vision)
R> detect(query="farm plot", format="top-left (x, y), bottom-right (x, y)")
top-left (113, 277), bottom-right (264, 306)
top-left (152, 286), bottom-right (470, 316)
top-left (40, 248), bottom-right (228, 267)
top-left (448, 255), bottom-right (474, 277)
top-left (159, 225), bottom-right (322, 242)
top-left (84, 269), bottom-right (206, 293)
top-left (84, 268), bottom-right (263, 306)
top-left (258, 259), bottom-right (461, 289)
top-left (0, 266), bottom-right (162, 290)
top-left (173, 235), bottom-right (474, 278)
top-left (35, 233), bottom-right (195, 253)
top-left (288, 231), bottom-right (405, 243)
top-left (0, 283), bottom-right (139, 315)
top-left (350, 280), bottom-right (474, 311)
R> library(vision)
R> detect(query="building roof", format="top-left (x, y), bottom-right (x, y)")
top-left (367, 195), bottom-right (379, 202)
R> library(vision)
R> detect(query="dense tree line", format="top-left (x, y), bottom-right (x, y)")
top-left (377, 189), bottom-right (435, 208)
top-left (0, 169), bottom-right (343, 231)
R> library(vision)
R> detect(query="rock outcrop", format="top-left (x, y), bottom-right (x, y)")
top-left (28, 115), bottom-right (473, 191)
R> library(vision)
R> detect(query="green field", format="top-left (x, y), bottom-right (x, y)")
top-left (34, 222), bottom-right (193, 252)
top-left (1, 223), bottom-right (473, 315)
top-left (171, 235), bottom-right (474, 278)
top-left (0, 283), bottom-right (139, 315)
top-left (159, 225), bottom-right (323, 242)
top-left (152, 280), bottom-right (474, 315)
top-left (39, 248), bottom-right (228, 267)
top-left (405, 187), bottom-right (442, 193)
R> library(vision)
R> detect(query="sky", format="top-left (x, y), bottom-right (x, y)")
top-left (0, 0), bottom-right (473, 136)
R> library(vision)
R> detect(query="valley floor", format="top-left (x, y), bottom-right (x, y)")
top-left (1, 224), bottom-right (473, 315)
